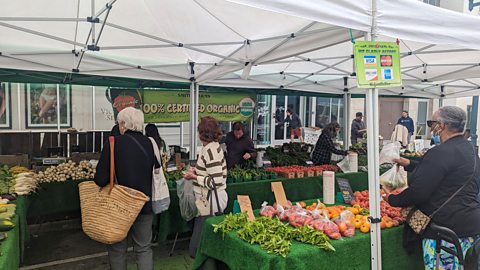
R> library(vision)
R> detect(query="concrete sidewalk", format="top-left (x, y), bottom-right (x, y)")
top-left (21, 220), bottom-right (193, 270)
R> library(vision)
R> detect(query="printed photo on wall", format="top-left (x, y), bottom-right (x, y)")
top-left (0, 83), bottom-right (11, 129)
top-left (26, 83), bottom-right (71, 128)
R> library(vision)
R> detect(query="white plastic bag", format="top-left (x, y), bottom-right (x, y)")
top-left (176, 179), bottom-right (198, 221)
top-left (380, 165), bottom-right (407, 191)
top-left (337, 153), bottom-right (358, 173)
top-left (379, 142), bottom-right (401, 165)
top-left (149, 138), bottom-right (170, 214)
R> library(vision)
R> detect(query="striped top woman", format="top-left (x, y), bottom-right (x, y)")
top-left (183, 116), bottom-right (228, 216)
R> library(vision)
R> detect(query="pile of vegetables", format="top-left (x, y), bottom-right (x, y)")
top-left (350, 190), bottom-right (405, 228)
top-left (227, 166), bottom-right (276, 183)
top-left (35, 160), bottom-right (96, 183)
top-left (0, 165), bottom-right (14, 194)
top-left (349, 143), bottom-right (367, 155)
top-left (13, 172), bottom-right (37, 195)
top-left (263, 143), bottom-right (312, 167)
top-left (213, 213), bottom-right (335, 257)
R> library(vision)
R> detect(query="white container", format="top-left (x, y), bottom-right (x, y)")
top-left (323, 171), bottom-right (335, 205)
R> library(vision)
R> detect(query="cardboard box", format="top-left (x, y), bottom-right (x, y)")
top-left (305, 170), bottom-right (316, 177)
top-left (296, 171), bottom-right (305, 178)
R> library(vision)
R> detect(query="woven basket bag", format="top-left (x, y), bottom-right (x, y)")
top-left (79, 136), bottom-right (150, 244)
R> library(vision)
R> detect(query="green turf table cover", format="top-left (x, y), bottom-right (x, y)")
top-left (157, 172), bottom-right (369, 242)
top-left (192, 215), bottom-right (423, 270)
top-left (0, 197), bottom-right (29, 270)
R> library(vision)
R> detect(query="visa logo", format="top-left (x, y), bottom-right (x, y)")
top-left (363, 55), bottom-right (377, 67)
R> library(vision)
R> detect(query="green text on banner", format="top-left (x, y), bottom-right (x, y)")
top-left (354, 41), bottom-right (402, 88)
top-left (142, 90), bottom-right (256, 123)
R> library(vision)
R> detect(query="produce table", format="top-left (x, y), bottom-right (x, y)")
top-left (21, 172), bottom-right (370, 242)
top-left (157, 172), bottom-right (369, 242)
top-left (192, 215), bottom-right (423, 270)
top-left (0, 197), bottom-right (29, 270)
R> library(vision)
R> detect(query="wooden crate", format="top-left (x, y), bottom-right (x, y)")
top-left (315, 170), bottom-right (323, 176)
top-left (296, 171), bottom-right (305, 178)
top-left (305, 170), bottom-right (315, 177)
top-left (281, 172), bottom-right (296, 179)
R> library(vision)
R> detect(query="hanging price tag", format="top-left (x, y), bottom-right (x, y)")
top-left (237, 195), bottom-right (255, 221)
top-left (271, 182), bottom-right (288, 207)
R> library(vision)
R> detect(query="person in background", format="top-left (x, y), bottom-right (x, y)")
top-left (397, 110), bottom-right (415, 143)
top-left (312, 122), bottom-right (349, 165)
top-left (94, 107), bottom-right (157, 270)
top-left (182, 117), bottom-right (228, 257)
top-left (383, 106), bottom-right (480, 270)
top-left (350, 112), bottom-right (366, 145)
top-left (285, 108), bottom-right (304, 143)
top-left (145, 124), bottom-right (167, 153)
top-left (225, 122), bottom-right (257, 169)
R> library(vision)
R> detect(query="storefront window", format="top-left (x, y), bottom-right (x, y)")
top-left (315, 97), bottom-right (344, 138)
top-left (274, 95), bottom-right (286, 140)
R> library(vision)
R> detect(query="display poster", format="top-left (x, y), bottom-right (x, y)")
top-left (26, 83), bottom-right (71, 128)
top-left (0, 83), bottom-right (11, 129)
top-left (105, 88), bottom-right (143, 119)
top-left (354, 41), bottom-right (402, 88)
top-left (142, 90), bottom-right (256, 123)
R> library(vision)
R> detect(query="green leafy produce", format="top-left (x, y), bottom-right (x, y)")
top-left (213, 214), bottom-right (336, 257)
top-left (237, 217), bottom-right (293, 257)
top-left (0, 165), bottom-right (14, 194)
top-left (292, 225), bottom-right (335, 252)
top-left (212, 213), bottom-right (248, 239)
top-left (264, 143), bottom-right (312, 167)
top-left (165, 170), bottom-right (184, 182)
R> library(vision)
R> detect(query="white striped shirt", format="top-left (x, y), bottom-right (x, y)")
top-left (194, 142), bottom-right (227, 196)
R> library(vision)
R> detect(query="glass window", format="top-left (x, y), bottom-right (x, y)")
top-left (467, 105), bottom-right (472, 128)
top-left (423, 0), bottom-right (440, 6)
top-left (274, 95), bottom-right (286, 140)
top-left (315, 97), bottom-right (331, 128)
top-left (417, 101), bottom-right (428, 136)
top-left (255, 95), bottom-right (272, 145)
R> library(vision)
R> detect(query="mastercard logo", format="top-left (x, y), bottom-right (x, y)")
top-left (380, 55), bottom-right (392, 67)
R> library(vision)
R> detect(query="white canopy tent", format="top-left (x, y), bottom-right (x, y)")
top-left (1, 1), bottom-right (480, 268)
top-left (0, 0), bottom-right (480, 98)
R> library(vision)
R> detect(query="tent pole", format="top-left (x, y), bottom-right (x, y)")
top-left (367, 0), bottom-right (382, 268)
top-left (470, 96), bottom-right (478, 147)
top-left (343, 77), bottom-right (350, 149)
top-left (439, 86), bottom-right (444, 108)
top-left (56, 84), bottom-right (61, 148)
top-left (189, 81), bottom-right (196, 160)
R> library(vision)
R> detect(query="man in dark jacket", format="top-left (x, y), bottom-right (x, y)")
top-left (350, 112), bottom-right (366, 144)
top-left (397, 110), bottom-right (415, 143)
top-left (225, 122), bottom-right (257, 169)
top-left (285, 109), bottom-right (304, 143)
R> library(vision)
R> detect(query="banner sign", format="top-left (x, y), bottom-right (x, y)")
top-left (354, 41), bottom-right (402, 88)
top-left (106, 89), bottom-right (256, 123)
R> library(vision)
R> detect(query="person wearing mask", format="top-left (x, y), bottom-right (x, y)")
top-left (94, 107), bottom-right (158, 270)
top-left (312, 122), bottom-right (349, 165)
top-left (225, 122), bottom-right (257, 169)
top-left (182, 117), bottom-right (228, 257)
top-left (285, 109), bottom-right (304, 143)
top-left (397, 110), bottom-right (415, 143)
top-left (350, 112), bottom-right (366, 144)
top-left (383, 106), bottom-right (480, 270)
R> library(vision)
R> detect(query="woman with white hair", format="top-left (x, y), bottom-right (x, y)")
top-left (94, 107), bottom-right (158, 270)
top-left (383, 106), bottom-right (480, 270)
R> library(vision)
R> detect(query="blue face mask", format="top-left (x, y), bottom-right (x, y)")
top-left (432, 134), bottom-right (441, 145)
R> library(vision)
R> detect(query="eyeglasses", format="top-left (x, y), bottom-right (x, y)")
top-left (427, 120), bottom-right (438, 128)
